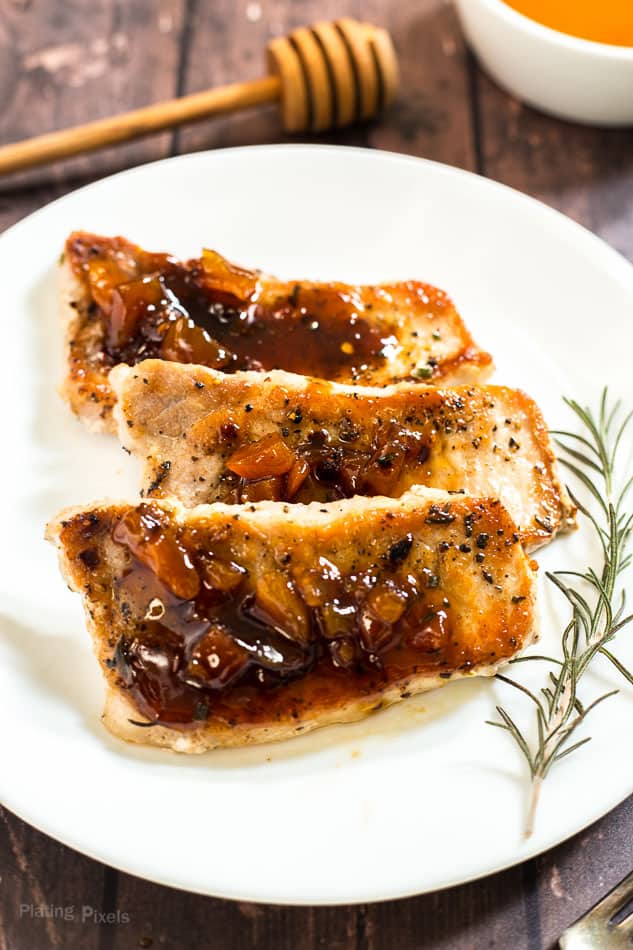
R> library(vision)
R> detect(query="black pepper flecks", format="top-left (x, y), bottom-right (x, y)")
top-left (388, 535), bottom-right (413, 565)
top-left (146, 460), bottom-right (172, 494)
top-left (425, 504), bottom-right (455, 525)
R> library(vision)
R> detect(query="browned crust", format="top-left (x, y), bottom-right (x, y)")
top-left (111, 360), bottom-right (576, 550)
top-left (100, 666), bottom-right (486, 752)
top-left (59, 232), bottom-right (493, 431)
top-left (46, 490), bottom-right (538, 753)
top-left (59, 255), bottom-right (118, 432)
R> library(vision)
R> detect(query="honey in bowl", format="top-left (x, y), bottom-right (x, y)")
top-left (502, 1), bottom-right (633, 47)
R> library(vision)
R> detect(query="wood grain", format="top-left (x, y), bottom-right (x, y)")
top-left (0, 0), bottom-right (185, 229)
top-left (474, 67), bottom-right (633, 256)
top-left (0, 74), bottom-right (280, 175)
top-left (175, 0), bottom-right (476, 164)
top-left (0, 1), bottom-right (632, 948)
top-left (2, 798), bottom-right (631, 949)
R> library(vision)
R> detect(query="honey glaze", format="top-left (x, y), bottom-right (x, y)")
top-left (67, 234), bottom-right (395, 382)
top-left (503, 0), bottom-right (633, 47)
top-left (219, 422), bottom-right (432, 504)
top-left (100, 503), bottom-right (521, 729)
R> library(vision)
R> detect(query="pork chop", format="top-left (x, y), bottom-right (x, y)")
top-left (46, 488), bottom-right (537, 753)
top-left (60, 231), bottom-right (493, 431)
top-left (111, 360), bottom-right (575, 550)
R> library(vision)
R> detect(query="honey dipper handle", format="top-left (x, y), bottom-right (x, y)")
top-left (0, 75), bottom-right (281, 176)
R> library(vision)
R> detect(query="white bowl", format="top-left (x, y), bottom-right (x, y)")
top-left (455, 0), bottom-right (633, 126)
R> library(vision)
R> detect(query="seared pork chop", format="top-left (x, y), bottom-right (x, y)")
top-left (110, 360), bottom-right (575, 550)
top-left (47, 488), bottom-right (537, 753)
top-left (60, 232), bottom-right (493, 431)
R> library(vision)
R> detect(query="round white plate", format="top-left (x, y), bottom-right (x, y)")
top-left (1, 146), bottom-right (632, 904)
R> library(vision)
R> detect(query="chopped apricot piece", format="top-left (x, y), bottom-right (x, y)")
top-left (329, 636), bottom-right (357, 669)
top-left (227, 432), bottom-right (296, 479)
top-left (292, 557), bottom-right (341, 607)
top-left (108, 276), bottom-right (163, 349)
top-left (317, 602), bottom-right (355, 640)
top-left (404, 605), bottom-right (450, 653)
top-left (200, 249), bottom-right (259, 302)
top-left (286, 457), bottom-right (310, 498)
top-left (239, 476), bottom-right (283, 502)
top-left (203, 558), bottom-right (246, 592)
top-left (366, 583), bottom-right (408, 624)
top-left (358, 610), bottom-right (395, 654)
top-left (113, 505), bottom-right (200, 600)
top-left (161, 315), bottom-right (232, 368)
top-left (187, 625), bottom-right (249, 689)
top-left (254, 573), bottom-right (310, 645)
top-left (86, 258), bottom-right (132, 312)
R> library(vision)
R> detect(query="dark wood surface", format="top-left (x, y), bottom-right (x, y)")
top-left (1, 1), bottom-right (632, 947)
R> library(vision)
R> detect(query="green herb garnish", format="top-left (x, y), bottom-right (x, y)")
top-left (489, 389), bottom-right (633, 836)
top-left (413, 364), bottom-right (433, 380)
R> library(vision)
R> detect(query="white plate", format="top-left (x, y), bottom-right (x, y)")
top-left (1, 145), bottom-right (632, 904)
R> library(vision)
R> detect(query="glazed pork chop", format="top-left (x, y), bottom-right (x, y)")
top-left (60, 231), bottom-right (493, 431)
top-left (47, 488), bottom-right (537, 753)
top-left (110, 360), bottom-right (575, 551)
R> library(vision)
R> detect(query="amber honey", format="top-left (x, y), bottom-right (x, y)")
top-left (503, 1), bottom-right (633, 47)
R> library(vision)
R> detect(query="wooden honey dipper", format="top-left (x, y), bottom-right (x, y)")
top-left (0, 18), bottom-right (398, 176)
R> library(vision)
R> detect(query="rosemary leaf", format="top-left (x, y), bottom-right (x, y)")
top-left (490, 389), bottom-right (633, 837)
top-left (600, 647), bottom-right (633, 686)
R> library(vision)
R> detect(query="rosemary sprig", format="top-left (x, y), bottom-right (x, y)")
top-left (488, 389), bottom-right (633, 837)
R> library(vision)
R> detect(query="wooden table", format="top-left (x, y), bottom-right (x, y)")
top-left (1, 1), bottom-right (632, 947)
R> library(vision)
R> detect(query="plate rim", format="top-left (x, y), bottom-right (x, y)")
top-left (2, 787), bottom-right (631, 906)
top-left (3, 142), bottom-right (633, 289)
top-left (1, 143), bottom-right (632, 905)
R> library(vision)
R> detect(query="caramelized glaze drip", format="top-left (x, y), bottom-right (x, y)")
top-left (69, 235), bottom-right (393, 381)
top-left (110, 503), bottom-right (457, 727)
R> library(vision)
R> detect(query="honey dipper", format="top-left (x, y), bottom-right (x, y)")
top-left (0, 18), bottom-right (398, 176)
